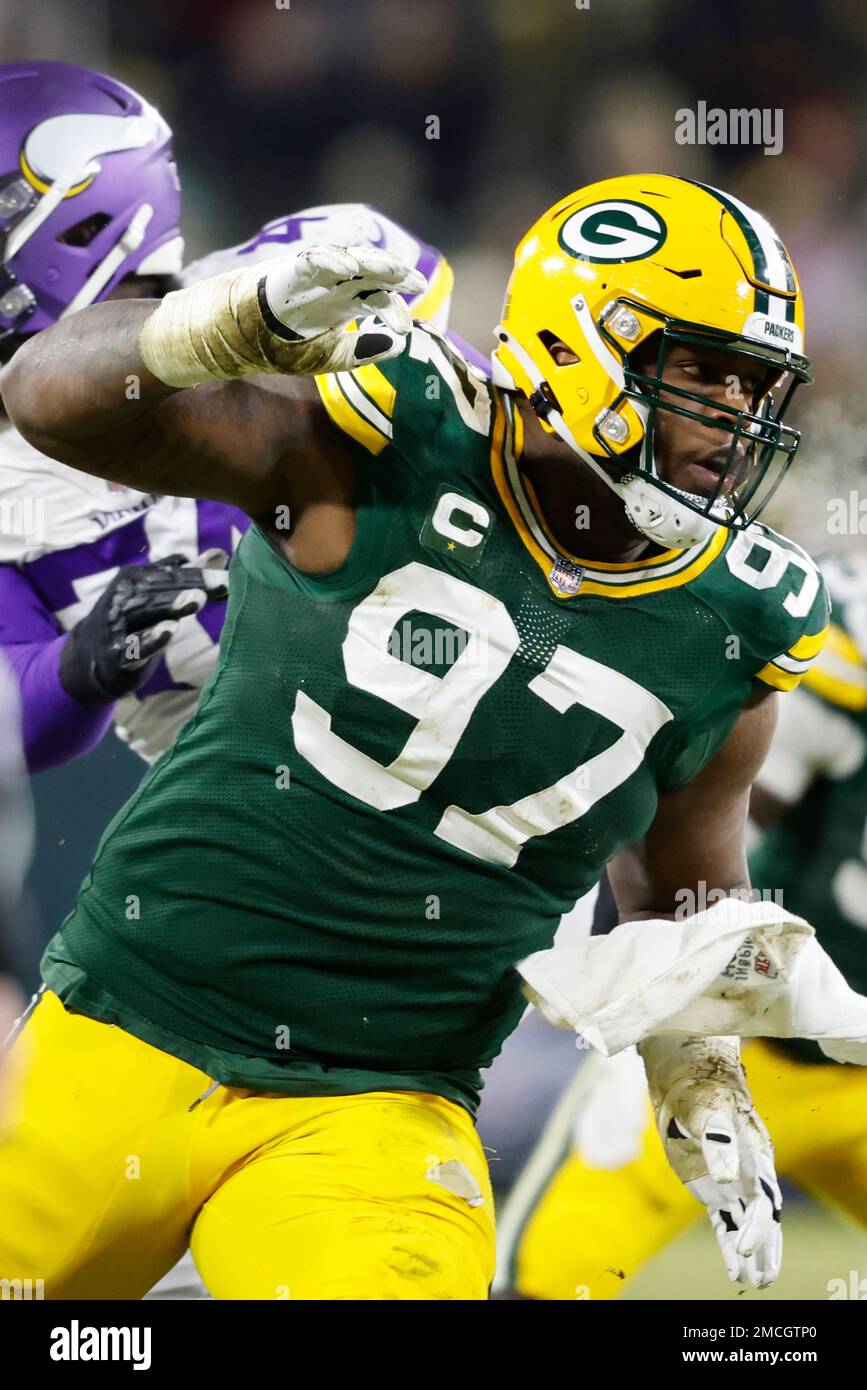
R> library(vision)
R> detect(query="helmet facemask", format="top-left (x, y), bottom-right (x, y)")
top-left (492, 174), bottom-right (812, 550)
top-left (513, 301), bottom-right (812, 550)
top-left (597, 305), bottom-right (812, 539)
top-left (0, 175), bottom-right (40, 342)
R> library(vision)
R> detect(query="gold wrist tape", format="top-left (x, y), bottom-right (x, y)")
top-left (137, 267), bottom-right (334, 388)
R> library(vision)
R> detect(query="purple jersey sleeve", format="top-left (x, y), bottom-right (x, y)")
top-left (0, 564), bottom-right (113, 773)
top-left (445, 330), bottom-right (491, 378)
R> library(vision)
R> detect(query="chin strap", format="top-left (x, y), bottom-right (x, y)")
top-left (616, 474), bottom-right (723, 548)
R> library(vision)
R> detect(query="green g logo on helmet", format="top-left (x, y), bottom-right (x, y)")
top-left (558, 200), bottom-right (667, 263)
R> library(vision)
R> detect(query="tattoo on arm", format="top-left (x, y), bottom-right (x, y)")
top-left (0, 299), bottom-right (328, 517)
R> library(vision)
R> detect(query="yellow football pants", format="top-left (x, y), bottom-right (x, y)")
top-left (0, 991), bottom-right (494, 1300)
top-left (505, 1039), bottom-right (867, 1300)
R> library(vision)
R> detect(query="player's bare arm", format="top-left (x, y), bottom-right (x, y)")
top-left (609, 687), bottom-right (779, 922)
top-left (1, 246), bottom-right (425, 567)
top-left (0, 298), bottom-right (347, 540)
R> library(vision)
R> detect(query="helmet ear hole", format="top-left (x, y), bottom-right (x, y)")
top-left (113, 271), bottom-right (181, 300)
top-left (57, 213), bottom-right (111, 247)
top-left (538, 328), bottom-right (580, 366)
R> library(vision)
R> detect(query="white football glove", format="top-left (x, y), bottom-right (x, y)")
top-left (256, 243), bottom-right (426, 375)
top-left (139, 244), bottom-right (427, 388)
top-left (640, 1034), bottom-right (783, 1288)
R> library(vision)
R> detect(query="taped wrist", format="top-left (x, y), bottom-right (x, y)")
top-left (137, 267), bottom-right (334, 388)
top-left (639, 1034), bottom-right (743, 1110)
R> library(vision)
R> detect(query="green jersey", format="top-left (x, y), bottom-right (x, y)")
top-left (43, 327), bottom-right (830, 1114)
top-left (750, 557), bottom-right (867, 1063)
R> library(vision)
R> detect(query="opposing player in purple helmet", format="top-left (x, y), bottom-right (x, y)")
top-left (0, 62), bottom-right (475, 1299)
top-left (0, 63), bottom-right (474, 775)
top-left (0, 61), bottom-right (183, 352)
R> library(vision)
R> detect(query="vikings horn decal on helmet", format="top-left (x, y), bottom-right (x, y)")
top-left (0, 61), bottom-right (183, 356)
top-left (492, 174), bottom-right (811, 548)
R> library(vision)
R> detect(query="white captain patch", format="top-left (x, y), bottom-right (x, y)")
top-left (432, 491), bottom-right (490, 547)
top-left (420, 485), bottom-right (493, 569)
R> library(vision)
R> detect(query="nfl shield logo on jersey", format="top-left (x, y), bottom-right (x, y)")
top-left (548, 556), bottom-right (584, 595)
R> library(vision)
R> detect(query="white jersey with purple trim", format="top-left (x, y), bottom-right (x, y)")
top-left (181, 202), bottom-right (455, 334)
top-left (0, 420), bottom-right (248, 762)
top-left (0, 204), bottom-right (456, 764)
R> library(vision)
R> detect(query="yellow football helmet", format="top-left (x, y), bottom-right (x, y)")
top-left (492, 174), bottom-right (811, 547)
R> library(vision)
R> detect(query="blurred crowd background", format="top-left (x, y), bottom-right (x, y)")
top-left (4, 0), bottom-right (865, 543)
top-left (2, 0), bottom-right (866, 1292)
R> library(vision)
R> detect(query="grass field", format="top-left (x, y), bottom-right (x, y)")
top-left (624, 1203), bottom-right (867, 1301)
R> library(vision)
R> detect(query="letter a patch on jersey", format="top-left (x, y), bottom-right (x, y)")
top-left (420, 483), bottom-right (493, 570)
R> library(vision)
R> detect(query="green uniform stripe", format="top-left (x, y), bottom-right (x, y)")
top-left (681, 178), bottom-right (797, 319)
top-left (335, 372), bottom-right (388, 440)
top-left (683, 177), bottom-right (767, 313)
top-left (348, 370), bottom-right (392, 433)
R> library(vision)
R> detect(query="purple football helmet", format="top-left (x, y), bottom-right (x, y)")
top-left (0, 61), bottom-right (183, 351)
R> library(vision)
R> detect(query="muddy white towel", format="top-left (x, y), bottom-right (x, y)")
top-left (518, 897), bottom-right (867, 1064)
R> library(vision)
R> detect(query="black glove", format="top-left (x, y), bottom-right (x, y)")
top-left (59, 550), bottom-right (230, 705)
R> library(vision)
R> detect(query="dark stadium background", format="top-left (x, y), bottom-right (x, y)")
top-left (4, 0), bottom-right (866, 1298)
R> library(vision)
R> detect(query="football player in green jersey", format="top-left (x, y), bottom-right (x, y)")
top-left (0, 175), bottom-right (832, 1299)
top-left (496, 556), bottom-right (867, 1300)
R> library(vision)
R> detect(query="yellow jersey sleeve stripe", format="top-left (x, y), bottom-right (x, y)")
top-left (788, 624), bottom-right (830, 661)
top-left (755, 662), bottom-right (806, 692)
top-left (349, 362), bottom-right (397, 423)
top-left (755, 622), bottom-right (831, 692)
top-left (314, 373), bottom-right (390, 456)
